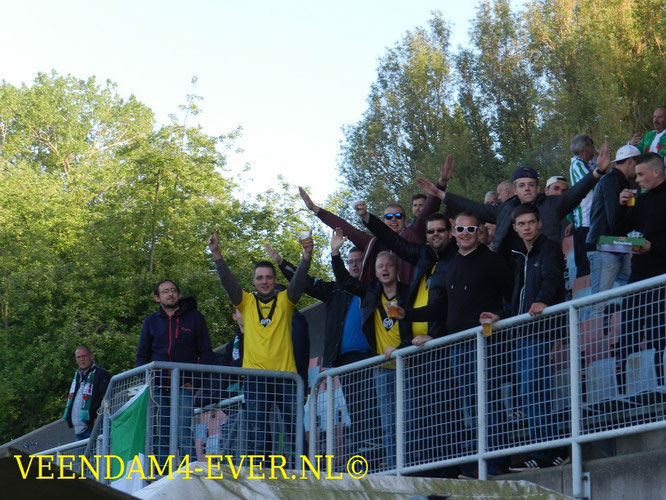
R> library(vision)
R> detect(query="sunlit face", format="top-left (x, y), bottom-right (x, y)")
top-left (453, 215), bottom-right (479, 254)
top-left (513, 213), bottom-right (542, 246)
top-left (411, 198), bottom-right (425, 218)
top-left (375, 254), bottom-right (397, 285)
top-left (155, 281), bottom-right (181, 309)
top-left (347, 250), bottom-right (364, 279)
top-left (514, 178), bottom-right (539, 204)
top-left (545, 181), bottom-right (569, 196)
top-left (635, 163), bottom-right (663, 192)
top-left (383, 207), bottom-right (406, 233)
top-left (425, 220), bottom-right (450, 250)
top-left (75, 348), bottom-right (93, 371)
top-left (253, 266), bottom-right (276, 296)
top-left (653, 108), bottom-right (666, 133)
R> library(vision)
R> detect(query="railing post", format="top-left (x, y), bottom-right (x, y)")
top-left (295, 376), bottom-right (304, 461)
top-left (396, 354), bottom-right (404, 474)
top-left (169, 368), bottom-right (180, 459)
top-left (145, 368), bottom-right (152, 472)
top-left (326, 374), bottom-right (334, 457)
top-left (569, 305), bottom-right (585, 499)
top-left (477, 332), bottom-right (488, 479)
top-left (101, 392), bottom-right (111, 484)
top-left (308, 383), bottom-right (317, 461)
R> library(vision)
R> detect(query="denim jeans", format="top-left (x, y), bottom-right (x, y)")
top-left (450, 344), bottom-right (476, 437)
top-left (153, 387), bottom-right (195, 464)
top-left (515, 337), bottom-right (555, 458)
top-left (588, 250), bottom-right (631, 295)
top-left (75, 428), bottom-right (92, 441)
top-left (245, 377), bottom-right (296, 464)
top-left (373, 367), bottom-right (396, 468)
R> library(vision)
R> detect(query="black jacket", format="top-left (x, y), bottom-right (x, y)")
top-left (365, 213), bottom-right (457, 337)
top-left (506, 235), bottom-right (565, 317)
top-left (332, 255), bottom-right (412, 353)
top-left (445, 171), bottom-right (597, 264)
top-left (618, 180), bottom-right (666, 282)
top-left (408, 245), bottom-right (513, 335)
top-left (586, 167), bottom-right (631, 250)
top-left (279, 260), bottom-right (369, 368)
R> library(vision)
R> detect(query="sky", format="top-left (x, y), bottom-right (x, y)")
top-left (2, 1), bottom-right (512, 201)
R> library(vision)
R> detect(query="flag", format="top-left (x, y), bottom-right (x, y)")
top-left (110, 384), bottom-right (149, 493)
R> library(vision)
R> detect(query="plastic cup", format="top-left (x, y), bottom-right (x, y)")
top-left (299, 230), bottom-right (312, 241)
top-left (481, 318), bottom-right (493, 337)
top-left (627, 189), bottom-right (637, 207)
top-left (386, 300), bottom-right (400, 319)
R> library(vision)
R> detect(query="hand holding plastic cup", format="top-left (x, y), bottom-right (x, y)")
top-left (481, 317), bottom-right (493, 337)
top-left (386, 300), bottom-right (400, 318)
top-left (627, 189), bottom-right (638, 207)
top-left (299, 229), bottom-right (312, 241)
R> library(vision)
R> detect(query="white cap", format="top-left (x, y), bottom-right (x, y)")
top-left (546, 175), bottom-right (568, 189)
top-left (612, 144), bottom-right (641, 163)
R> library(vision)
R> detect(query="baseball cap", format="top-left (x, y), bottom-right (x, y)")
top-left (512, 166), bottom-right (539, 181)
top-left (612, 145), bottom-right (641, 163)
top-left (546, 175), bottom-right (568, 189)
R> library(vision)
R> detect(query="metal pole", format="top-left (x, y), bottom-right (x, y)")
top-left (396, 354), bottom-right (404, 474)
top-left (170, 368), bottom-right (180, 459)
top-left (569, 305), bottom-right (584, 499)
top-left (477, 332), bottom-right (488, 479)
top-left (295, 377), bottom-right (304, 462)
top-left (326, 374), bottom-right (334, 457)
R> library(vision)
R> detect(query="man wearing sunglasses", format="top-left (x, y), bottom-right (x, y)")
top-left (416, 151), bottom-right (610, 267)
top-left (298, 156), bottom-right (454, 284)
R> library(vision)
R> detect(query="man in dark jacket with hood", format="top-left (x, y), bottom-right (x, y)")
top-left (481, 204), bottom-right (567, 471)
top-left (137, 279), bottom-right (215, 463)
top-left (416, 149), bottom-right (610, 267)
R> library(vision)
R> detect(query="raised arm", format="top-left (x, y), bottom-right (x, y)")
top-left (557, 142), bottom-right (610, 217)
top-left (208, 230), bottom-right (243, 306)
top-left (286, 236), bottom-right (313, 304)
top-left (330, 228), bottom-right (365, 297)
top-left (299, 186), bottom-right (372, 249)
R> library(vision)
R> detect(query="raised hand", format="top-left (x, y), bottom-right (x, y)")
top-left (299, 236), bottom-right (314, 260)
top-left (438, 154), bottom-right (454, 185)
top-left (630, 133), bottom-right (642, 146)
top-left (207, 230), bottom-right (222, 260)
top-left (416, 177), bottom-right (445, 199)
top-left (330, 227), bottom-right (346, 255)
top-left (596, 141), bottom-right (610, 174)
top-left (298, 186), bottom-right (320, 214)
top-left (353, 200), bottom-right (369, 222)
top-left (264, 242), bottom-right (283, 265)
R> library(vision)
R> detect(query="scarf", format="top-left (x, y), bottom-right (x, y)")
top-left (63, 363), bottom-right (98, 423)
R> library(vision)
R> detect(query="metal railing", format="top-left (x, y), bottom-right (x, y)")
top-left (45, 362), bottom-right (304, 485)
top-left (307, 274), bottom-right (666, 499)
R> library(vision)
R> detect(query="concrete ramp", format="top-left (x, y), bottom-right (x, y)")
top-left (135, 462), bottom-right (572, 499)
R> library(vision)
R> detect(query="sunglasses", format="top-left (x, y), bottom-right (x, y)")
top-left (426, 227), bottom-right (449, 234)
top-left (454, 225), bottom-right (478, 234)
top-left (384, 212), bottom-right (404, 220)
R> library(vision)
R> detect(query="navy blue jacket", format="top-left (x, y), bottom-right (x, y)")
top-left (136, 296), bottom-right (215, 370)
top-left (586, 167), bottom-right (631, 250)
top-left (506, 235), bottom-right (565, 317)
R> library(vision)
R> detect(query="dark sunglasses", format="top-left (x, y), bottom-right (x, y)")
top-left (426, 227), bottom-right (449, 234)
top-left (384, 212), bottom-right (404, 220)
top-left (454, 225), bottom-right (478, 234)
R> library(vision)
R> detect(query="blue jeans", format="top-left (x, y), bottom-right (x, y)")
top-left (515, 338), bottom-right (554, 450)
top-left (450, 345), bottom-right (476, 438)
top-left (75, 428), bottom-right (91, 441)
top-left (245, 377), bottom-right (296, 463)
top-left (373, 367), bottom-right (396, 467)
top-left (154, 387), bottom-right (194, 463)
top-left (588, 250), bottom-right (631, 295)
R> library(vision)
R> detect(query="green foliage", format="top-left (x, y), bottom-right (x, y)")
top-left (339, 1), bottom-right (666, 206)
top-left (0, 73), bottom-right (318, 443)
